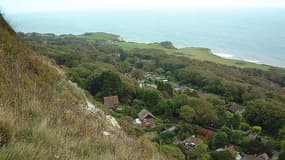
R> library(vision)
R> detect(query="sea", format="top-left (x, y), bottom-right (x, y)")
top-left (4, 8), bottom-right (285, 68)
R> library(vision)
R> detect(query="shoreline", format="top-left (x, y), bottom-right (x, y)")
top-left (212, 52), bottom-right (263, 65)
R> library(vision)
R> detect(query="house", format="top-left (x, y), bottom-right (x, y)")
top-left (225, 145), bottom-right (242, 160)
top-left (216, 146), bottom-right (242, 160)
top-left (183, 135), bottom-right (202, 151)
top-left (242, 153), bottom-right (270, 160)
top-left (104, 96), bottom-right (119, 108)
top-left (255, 153), bottom-right (270, 160)
top-left (138, 109), bottom-right (156, 128)
top-left (248, 133), bottom-right (258, 141)
top-left (229, 103), bottom-right (245, 115)
top-left (184, 135), bottom-right (202, 146)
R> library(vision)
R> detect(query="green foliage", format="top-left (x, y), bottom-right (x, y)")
top-left (280, 152), bottom-right (285, 160)
top-left (160, 145), bottom-right (185, 160)
top-left (175, 123), bottom-right (194, 140)
top-left (153, 132), bottom-right (175, 144)
top-left (210, 132), bottom-right (228, 149)
top-left (229, 131), bottom-right (242, 145)
top-left (179, 105), bottom-right (196, 123)
top-left (175, 69), bottom-right (206, 88)
top-left (211, 151), bottom-right (235, 160)
top-left (160, 41), bottom-right (176, 49)
top-left (187, 97), bottom-right (218, 125)
top-left (278, 127), bottom-right (285, 139)
top-left (86, 70), bottom-right (122, 97)
top-left (241, 138), bottom-right (272, 155)
top-left (230, 114), bottom-right (242, 130)
top-left (281, 140), bottom-right (285, 153)
top-left (157, 81), bottom-right (173, 96)
top-left (251, 126), bottom-right (262, 134)
top-left (244, 99), bottom-right (285, 134)
top-left (136, 88), bottom-right (162, 107)
top-left (240, 122), bottom-right (250, 131)
top-left (188, 144), bottom-right (210, 160)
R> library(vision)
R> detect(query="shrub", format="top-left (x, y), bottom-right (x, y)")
top-left (211, 151), bottom-right (235, 160)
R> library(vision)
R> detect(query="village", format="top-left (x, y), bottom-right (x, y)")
top-left (101, 72), bottom-right (276, 160)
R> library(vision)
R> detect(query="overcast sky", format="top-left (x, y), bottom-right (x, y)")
top-left (1, 0), bottom-right (285, 13)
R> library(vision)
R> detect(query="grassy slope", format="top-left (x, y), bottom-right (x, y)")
top-left (69, 32), bottom-right (283, 70)
top-left (0, 15), bottom-right (165, 160)
top-left (78, 32), bottom-right (120, 41)
top-left (116, 41), bottom-right (270, 70)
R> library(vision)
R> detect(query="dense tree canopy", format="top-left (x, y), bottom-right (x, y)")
top-left (244, 99), bottom-right (285, 134)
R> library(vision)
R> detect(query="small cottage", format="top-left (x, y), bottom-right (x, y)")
top-left (104, 96), bottom-right (119, 109)
top-left (255, 153), bottom-right (270, 160)
top-left (242, 153), bottom-right (270, 160)
top-left (183, 135), bottom-right (202, 151)
top-left (138, 109), bottom-right (156, 128)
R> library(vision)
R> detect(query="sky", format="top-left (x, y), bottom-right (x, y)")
top-left (1, 0), bottom-right (285, 13)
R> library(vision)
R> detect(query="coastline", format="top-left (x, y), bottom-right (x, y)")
top-left (212, 52), bottom-right (262, 65)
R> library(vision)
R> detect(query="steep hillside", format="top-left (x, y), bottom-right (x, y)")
top-left (0, 14), bottom-right (165, 160)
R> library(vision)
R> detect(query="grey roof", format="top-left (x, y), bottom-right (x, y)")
top-left (229, 103), bottom-right (245, 113)
top-left (138, 109), bottom-right (155, 120)
top-left (256, 153), bottom-right (270, 160)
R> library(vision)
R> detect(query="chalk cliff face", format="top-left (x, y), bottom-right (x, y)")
top-left (0, 14), bottom-right (165, 160)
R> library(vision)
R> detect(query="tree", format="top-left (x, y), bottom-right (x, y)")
top-left (157, 81), bottom-right (173, 96)
top-left (229, 131), bottom-right (242, 145)
top-left (188, 97), bottom-right (218, 125)
top-left (179, 105), bottom-right (196, 123)
top-left (136, 88), bottom-right (161, 107)
top-left (188, 144), bottom-right (210, 160)
top-left (251, 126), bottom-right (262, 134)
top-left (278, 126), bottom-right (285, 139)
top-left (212, 151), bottom-right (235, 160)
top-left (210, 132), bottom-right (229, 149)
top-left (244, 99), bottom-right (285, 134)
top-left (241, 138), bottom-right (272, 155)
top-left (230, 114), bottom-right (241, 129)
top-left (281, 140), bottom-right (285, 153)
top-left (86, 71), bottom-right (122, 97)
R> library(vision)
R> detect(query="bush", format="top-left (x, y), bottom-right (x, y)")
top-left (211, 151), bottom-right (235, 160)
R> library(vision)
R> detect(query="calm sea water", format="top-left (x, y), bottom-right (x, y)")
top-left (5, 9), bottom-right (285, 67)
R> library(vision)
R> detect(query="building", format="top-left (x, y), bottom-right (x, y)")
top-left (229, 103), bottom-right (245, 115)
top-left (183, 135), bottom-right (202, 151)
top-left (255, 153), bottom-right (270, 160)
top-left (138, 109), bottom-right (156, 128)
top-left (225, 145), bottom-right (242, 160)
top-left (104, 96), bottom-right (119, 109)
top-left (241, 153), bottom-right (270, 160)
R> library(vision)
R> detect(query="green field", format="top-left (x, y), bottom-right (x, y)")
top-left (115, 40), bottom-right (270, 70)
top-left (78, 32), bottom-right (121, 41)
top-left (72, 32), bottom-right (279, 70)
